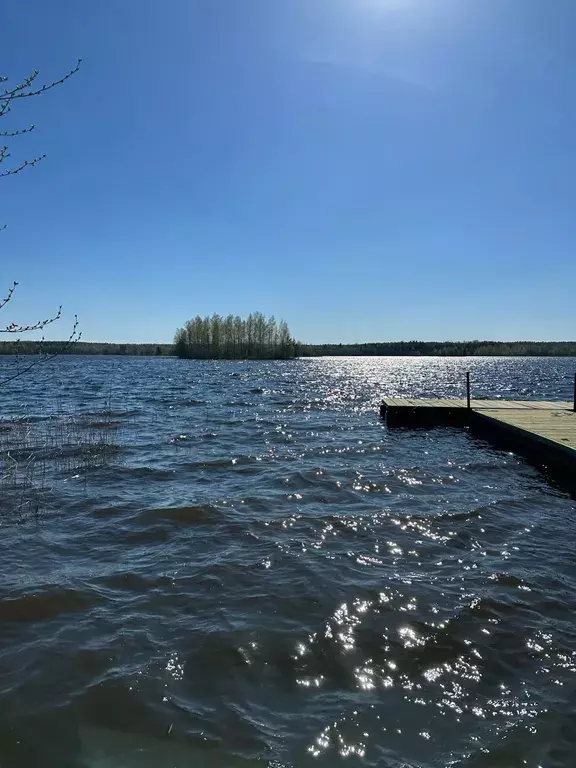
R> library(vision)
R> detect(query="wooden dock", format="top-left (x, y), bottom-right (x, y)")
top-left (381, 398), bottom-right (576, 479)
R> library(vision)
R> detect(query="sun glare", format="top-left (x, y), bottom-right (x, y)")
top-left (363, 0), bottom-right (413, 9)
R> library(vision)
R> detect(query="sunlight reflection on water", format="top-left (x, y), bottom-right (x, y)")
top-left (0, 356), bottom-right (574, 766)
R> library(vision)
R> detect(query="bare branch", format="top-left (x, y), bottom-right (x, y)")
top-left (0, 153), bottom-right (46, 177)
top-left (0, 59), bottom-right (81, 384)
top-left (0, 281), bottom-right (18, 311)
top-left (0, 99), bottom-right (13, 119)
top-left (0, 124), bottom-right (35, 138)
top-left (0, 60), bottom-right (81, 103)
top-left (0, 70), bottom-right (40, 102)
top-left (1, 305), bottom-right (62, 334)
top-left (0, 316), bottom-right (81, 386)
top-left (0, 60), bottom-right (81, 179)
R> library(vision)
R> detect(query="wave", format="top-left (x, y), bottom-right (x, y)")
top-left (79, 724), bottom-right (273, 767)
top-left (184, 458), bottom-right (236, 470)
top-left (98, 572), bottom-right (174, 591)
top-left (115, 527), bottom-right (171, 545)
top-left (392, 507), bottom-right (484, 525)
top-left (0, 587), bottom-right (100, 622)
top-left (80, 410), bottom-right (140, 419)
top-left (106, 466), bottom-right (176, 481)
top-left (183, 456), bottom-right (268, 471)
top-left (133, 504), bottom-right (220, 526)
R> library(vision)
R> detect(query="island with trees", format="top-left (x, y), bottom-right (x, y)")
top-left (174, 313), bottom-right (298, 359)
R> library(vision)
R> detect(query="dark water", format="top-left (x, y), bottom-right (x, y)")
top-left (0, 356), bottom-right (575, 767)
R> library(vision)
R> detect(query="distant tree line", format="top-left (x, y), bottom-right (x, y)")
top-left (300, 340), bottom-right (576, 357)
top-left (174, 313), bottom-right (297, 359)
top-left (0, 341), bottom-right (172, 356)
top-left (1, 339), bottom-right (574, 359)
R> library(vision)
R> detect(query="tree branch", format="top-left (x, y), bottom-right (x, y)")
top-left (0, 60), bottom-right (81, 103)
top-left (0, 281), bottom-right (18, 311)
top-left (0, 306), bottom-right (62, 334)
top-left (0, 59), bottom-right (81, 382)
top-left (0, 316), bottom-right (81, 386)
top-left (0, 153), bottom-right (46, 177)
top-left (0, 124), bottom-right (35, 138)
top-left (0, 60), bottom-right (81, 178)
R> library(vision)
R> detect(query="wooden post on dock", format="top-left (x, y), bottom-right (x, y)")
top-left (573, 373), bottom-right (576, 412)
top-left (466, 372), bottom-right (471, 410)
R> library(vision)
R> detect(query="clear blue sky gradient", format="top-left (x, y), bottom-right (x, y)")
top-left (2, 0), bottom-right (575, 343)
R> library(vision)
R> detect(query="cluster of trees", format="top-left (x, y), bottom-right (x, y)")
top-left (0, 341), bottom-right (171, 356)
top-left (301, 340), bottom-right (576, 357)
top-left (174, 313), bottom-right (298, 359)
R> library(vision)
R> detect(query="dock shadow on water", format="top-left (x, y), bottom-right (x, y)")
top-left (0, 356), bottom-right (575, 767)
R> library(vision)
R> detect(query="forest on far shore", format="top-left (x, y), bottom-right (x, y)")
top-left (0, 341), bottom-right (172, 356)
top-left (0, 339), bottom-right (574, 358)
top-left (302, 340), bottom-right (576, 357)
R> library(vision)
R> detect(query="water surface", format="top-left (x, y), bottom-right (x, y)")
top-left (0, 356), bottom-right (575, 767)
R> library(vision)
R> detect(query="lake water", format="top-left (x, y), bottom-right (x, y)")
top-left (0, 355), bottom-right (575, 767)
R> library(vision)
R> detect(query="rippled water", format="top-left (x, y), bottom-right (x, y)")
top-left (0, 356), bottom-right (575, 767)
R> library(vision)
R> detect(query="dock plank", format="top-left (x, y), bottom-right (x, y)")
top-left (380, 396), bottom-right (575, 478)
top-left (382, 398), bottom-right (572, 411)
top-left (479, 408), bottom-right (576, 453)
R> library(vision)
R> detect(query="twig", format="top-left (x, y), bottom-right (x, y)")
top-left (0, 60), bottom-right (81, 177)
top-left (0, 305), bottom-right (62, 333)
top-left (0, 316), bottom-right (81, 386)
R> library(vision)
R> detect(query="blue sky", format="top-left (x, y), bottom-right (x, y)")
top-left (1, 0), bottom-right (575, 343)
